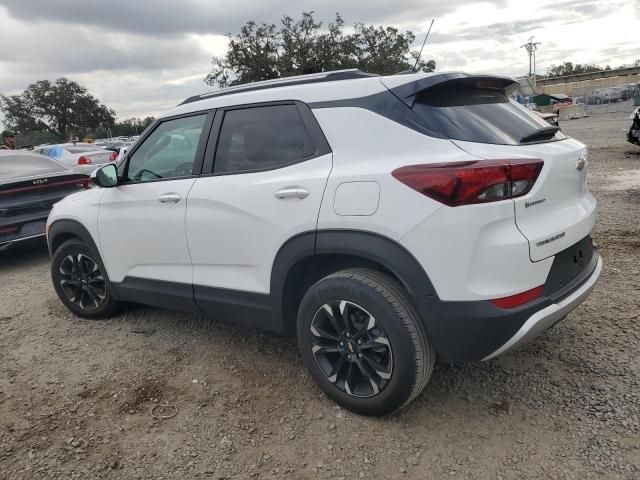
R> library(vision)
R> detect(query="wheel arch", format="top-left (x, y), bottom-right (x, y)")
top-left (271, 230), bottom-right (438, 335)
top-left (48, 220), bottom-right (101, 259)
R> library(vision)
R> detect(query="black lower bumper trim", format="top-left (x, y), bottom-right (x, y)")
top-left (414, 237), bottom-right (599, 363)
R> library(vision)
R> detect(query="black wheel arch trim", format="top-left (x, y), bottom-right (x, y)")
top-left (270, 229), bottom-right (440, 335)
top-left (48, 219), bottom-right (124, 302)
top-left (48, 219), bottom-right (101, 259)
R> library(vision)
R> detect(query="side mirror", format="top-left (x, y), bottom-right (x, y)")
top-left (92, 163), bottom-right (119, 188)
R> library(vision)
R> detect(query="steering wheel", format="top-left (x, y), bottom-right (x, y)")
top-left (134, 169), bottom-right (163, 180)
top-left (173, 162), bottom-right (194, 177)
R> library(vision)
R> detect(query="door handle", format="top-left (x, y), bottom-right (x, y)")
top-left (158, 193), bottom-right (181, 204)
top-left (274, 187), bottom-right (310, 200)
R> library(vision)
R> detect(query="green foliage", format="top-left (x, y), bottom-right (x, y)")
top-left (205, 12), bottom-right (435, 87)
top-left (0, 78), bottom-right (115, 140)
top-left (546, 62), bottom-right (610, 77)
top-left (110, 117), bottom-right (155, 137)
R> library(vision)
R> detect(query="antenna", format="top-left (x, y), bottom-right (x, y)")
top-left (413, 19), bottom-right (434, 72)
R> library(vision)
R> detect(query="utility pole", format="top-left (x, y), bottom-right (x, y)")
top-left (521, 37), bottom-right (541, 86)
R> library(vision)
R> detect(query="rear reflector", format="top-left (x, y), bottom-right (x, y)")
top-left (490, 285), bottom-right (544, 309)
top-left (78, 156), bottom-right (91, 165)
top-left (392, 159), bottom-right (543, 206)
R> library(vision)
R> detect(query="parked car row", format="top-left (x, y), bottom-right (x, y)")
top-left (572, 84), bottom-right (637, 105)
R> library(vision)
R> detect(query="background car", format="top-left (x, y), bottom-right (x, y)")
top-left (0, 151), bottom-right (89, 250)
top-left (35, 143), bottom-right (117, 173)
top-left (587, 88), bottom-right (622, 104)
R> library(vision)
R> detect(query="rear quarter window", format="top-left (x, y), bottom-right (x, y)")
top-left (412, 87), bottom-right (566, 145)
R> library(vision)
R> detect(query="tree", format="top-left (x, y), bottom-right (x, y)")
top-left (111, 117), bottom-right (155, 137)
top-left (0, 78), bottom-right (115, 140)
top-left (205, 12), bottom-right (435, 87)
top-left (546, 62), bottom-right (608, 77)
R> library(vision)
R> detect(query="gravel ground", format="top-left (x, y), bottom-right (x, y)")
top-left (1, 112), bottom-right (639, 480)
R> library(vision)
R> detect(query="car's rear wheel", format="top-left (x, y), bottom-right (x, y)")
top-left (51, 238), bottom-right (121, 319)
top-left (297, 268), bottom-right (435, 416)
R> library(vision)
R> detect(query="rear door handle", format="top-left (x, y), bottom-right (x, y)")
top-left (274, 187), bottom-right (309, 200)
top-left (158, 193), bottom-right (181, 204)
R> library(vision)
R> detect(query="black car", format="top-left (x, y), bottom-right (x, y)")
top-left (0, 151), bottom-right (89, 250)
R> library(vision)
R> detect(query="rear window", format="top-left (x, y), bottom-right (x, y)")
top-left (412, 87), bottom-right (566, 145)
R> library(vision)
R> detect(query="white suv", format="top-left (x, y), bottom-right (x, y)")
top-left (47, 70), bottom-right (601, 416)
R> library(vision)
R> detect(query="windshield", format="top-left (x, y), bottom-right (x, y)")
top-left (412, 87), bottom-right (566, 145)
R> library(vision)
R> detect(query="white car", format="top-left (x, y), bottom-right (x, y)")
top-left (36, 143), bottom-right (117, 173)
top-left (46, 70), bottom-right (601, 416)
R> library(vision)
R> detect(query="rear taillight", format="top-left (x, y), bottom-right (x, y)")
top-left (392, 159), bottom-right (543, 206)
top-left (0, 178), bottom-right (89, 197)
top-left (490, 285), bottom-right (544, 309)
top-left (78, 156), bottom-right (91, 165)
top-left (110, 151), bottom-right (118, 161)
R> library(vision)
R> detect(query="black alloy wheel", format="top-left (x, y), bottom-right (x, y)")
top-left (297, 268), bottom-right (435, 416)
top-left (58, 253), bottom-right (106, 311)
top-left (51, 238), bottom-right (121, 319)
top-left (310, 300), bottom-right (393, 397)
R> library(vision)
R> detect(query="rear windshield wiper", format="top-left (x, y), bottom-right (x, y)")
top-left (520, 125), bottom-right (559, 143)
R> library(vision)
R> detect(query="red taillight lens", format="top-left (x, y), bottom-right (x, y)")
top-left (0, 178), bottom-right (89, 197)
top-left (490, 285), bottom-right (544, 309)
top-left (78, 156), bottom-right (91, 165)
top-left (392, 159), bottom-right (543, 206)
top-left (110, 151), bottom-right (117, 161)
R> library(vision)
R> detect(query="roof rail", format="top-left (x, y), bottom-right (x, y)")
top-left (179, 69), bottom-right (377, 106)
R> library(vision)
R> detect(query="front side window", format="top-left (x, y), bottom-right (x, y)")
top-left (214, 105), bottom-right (314, 174)
top-left (126, 114), bottom-right (207, 182)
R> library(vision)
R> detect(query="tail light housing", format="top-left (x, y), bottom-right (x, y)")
top-left (392, 159), bottom-right (543, 206)
top-left (78, 156), bottom-right (91, 165)
top-left (0, 178), bottom-right (90, 197)
top-left (110, 151), bottom-right (118, 161)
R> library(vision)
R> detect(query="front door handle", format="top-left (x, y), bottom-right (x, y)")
top-left (158, 193), bottom-right (181, 204)
top-left (274, 187), bottom-right (310, 200)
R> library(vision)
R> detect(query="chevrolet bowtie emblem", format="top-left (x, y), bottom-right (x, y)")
top-left (576, 157), bottom-right (586, 171)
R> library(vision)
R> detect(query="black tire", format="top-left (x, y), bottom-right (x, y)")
top-left (297, 268), bottom-right (435, 416)
top-left (51, 238), bottom-right (121, 319)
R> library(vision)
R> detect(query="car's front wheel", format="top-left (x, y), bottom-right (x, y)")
top-left (297, 268), bottom-right (435, 416)
top-left (51, 238), bottom-right (121, 319)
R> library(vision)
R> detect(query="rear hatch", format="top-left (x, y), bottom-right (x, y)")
top-left (450, 138), bottom-right (595, 261)
top-left (383, 73), bottom-right (596, 261)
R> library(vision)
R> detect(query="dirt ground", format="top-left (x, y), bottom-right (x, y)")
top-left (1, 112), bottom-right (639, 480)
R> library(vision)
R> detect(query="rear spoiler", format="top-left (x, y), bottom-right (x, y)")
top-left (381, 73), bottom-right (520, 107)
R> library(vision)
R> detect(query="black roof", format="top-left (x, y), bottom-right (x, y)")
top-left (179, 69), bottom-right (377, 106)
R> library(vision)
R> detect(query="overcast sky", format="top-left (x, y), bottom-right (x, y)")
top-left (0, 0), bottom-right (638, 122)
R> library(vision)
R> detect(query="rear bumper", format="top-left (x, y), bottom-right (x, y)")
top-left (482, 254), bottom-right (602, 360)
top-left (415, 237), bottom-right (601, 363)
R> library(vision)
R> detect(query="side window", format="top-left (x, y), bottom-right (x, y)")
top-left (126, 114), bottom-right (207, 182)
top-left (214, 105), bottom-right (314, 174)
